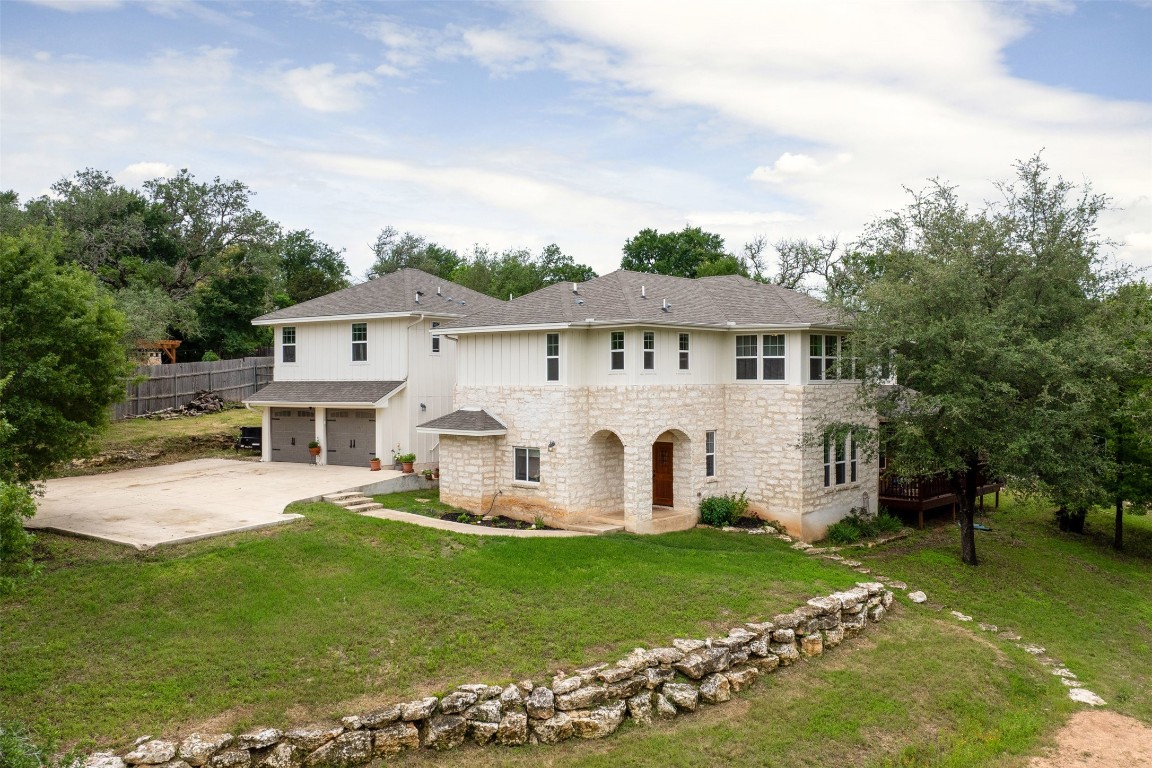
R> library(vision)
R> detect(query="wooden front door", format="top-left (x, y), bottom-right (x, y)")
top-left (652, 442), bottom-right (674, 507)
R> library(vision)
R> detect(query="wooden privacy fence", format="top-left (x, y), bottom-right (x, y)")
top-left (111, 356), bottom-right (273, 420)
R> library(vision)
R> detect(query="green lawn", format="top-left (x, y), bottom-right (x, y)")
top-left (372, 489), bottom-right (465, 518)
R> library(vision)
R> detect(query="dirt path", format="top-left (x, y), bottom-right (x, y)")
top-left (1028, 710), bottom-right (1152, 767)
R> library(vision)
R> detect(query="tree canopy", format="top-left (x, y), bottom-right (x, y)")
top-left (834, 155), bottom-right (1133, 565)
top-left (620, 226), bottom-right (734, 278)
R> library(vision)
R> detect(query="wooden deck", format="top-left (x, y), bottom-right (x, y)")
top-left (879, 473), bottom-right (1002, 529)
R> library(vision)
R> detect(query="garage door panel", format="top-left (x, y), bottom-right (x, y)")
top-left (327, 409), bottom-right (376, 467)
top-left (270, 408), bottom-right (315, 463)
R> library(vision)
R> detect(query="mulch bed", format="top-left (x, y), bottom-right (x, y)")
top-left (729, 516), bottom-right (777, 530)
top-left (438, 513), bottom-right (557, 531)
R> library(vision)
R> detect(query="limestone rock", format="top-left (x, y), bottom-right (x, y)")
top-left (868, 604), bottom-right (887, 622)
top-left (516, 679), bottom-right (535, 694)
top-left (438, 690), bottom-right (477, 714)
top-left (662, 683), bottom-right (700, 712)
top-left (125, 741), bottom-right (177, 765)
top-left (654, 693), bottom-right (678, 720)
top-left (555, 685), bottom-right (607, 711)
top-left (569, 701), bottom-right (627, 739)
top-left (749, 653), bottom-right (781, 674)
top-left (881, 591), bottom-right (894, 608)
top-left (643, 667), bottom-right (675, 689)
top-left (801, 633), bottom-right (824, 657)
top-left (303, 732), bottom-right (370, 767)
top-left (908, 591), bottom-right (927, 603)
top-left (698, 673), bottom-right (732, 704)
top-left (575, 663), bottom-right (608, 683)
top-left (468, 721), bottom-right (499, 746)
top-left (857, 581), bottom-right (885, 595)
top-left (597, 665), bottom-right (634, 684)
top-left (745, 621), bottom-right (775, 635)
top-left (749, 636), bottom-right (770, 657)
top-left (771, 628), bottom-right (795, 644)
top-left (463, 698), bottom-right (503, 723)
top-left (420, 714), bottom-right (467, 751)
top-left (206, 751), bottom-right (249, 768)
top-left (606, 676), bottom-right (647, 700)
top-left (842, 613), bottom-right (868, 633)
top-left (370, 723), bottom-right (419, 758)
top-left (179, 735), bottom-right (234, 767)
top-left (770, 613), bottom-right (800, 630)
top-left (807, 596), bottom-right (841, 615)
top-left (1069, 688), bottom-right (1107, 706)
top-left (551, 675), bottom-right (583, 695)
top-left (725, 665), bottom-right (760, 692)
top-left (824, 626), bottom-right (846, 648)
top-left (85, 754), bottom-right (127, 768)
top-left (530, 713), bottom-right (573, 744)
top-left (770, 643), bottom-right (800, 666)
top-left (715, 628), bottom-right (756, 647)
top-left (649, 647), bottom-right (684, 665)
top-left (282, 727), bottom-right (342, 752)
top-left (619, 649), bottom-right (657, 671)
top-left (525, 686), bottom-right (556, 720)
top-left (399, 697), bottom-right (438, 721)
top-left (627, 693), bottom-right (654, 725)
top-left (496, 713), bottom-right (528, 746)
top-left (361, 705), bottom-right (401, 728)
top-left (456, 683), bottom-right (502, 700)
top-left (499, 684), bottom-right (525, 710)
top-left (950, 610), bottom-right (973, 622)
top-left (673, 646), bottom-right (730, 679)
top-left (672, 638), bottom-right (706, 653)
top-left (255, 744), bottom-right (297, 768)
top-left (339, 716), bottom-right (361, 731)
top-left (235, 730), bottom-right (281, 751)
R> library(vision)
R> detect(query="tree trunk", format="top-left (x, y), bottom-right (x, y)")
top-left (1114, 496), bottom-right (1124, 551)
top-left (958, 463), bottom-right (979, 566)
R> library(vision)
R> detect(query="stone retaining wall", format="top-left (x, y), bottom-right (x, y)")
top-left (86, 583), bottom-right (895, 768)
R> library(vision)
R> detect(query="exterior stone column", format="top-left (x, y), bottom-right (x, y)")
top-left (623, 442), bottom-right (653, 532)
top-left (314, 406), bottom-right (327, 466)
top-left (260, 407), bottom-right (272, 463)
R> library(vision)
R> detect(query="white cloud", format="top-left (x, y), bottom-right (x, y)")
top-left (118, 161), bottom-right (178, 187)
top-left (750, 153), bottom-right (852, 185)
top-left (17, 0), bottom-right (121, 11)
top-left (279, 63), bottom-right (375, 112)
top-left (460, 27), bottom-right (546, 76)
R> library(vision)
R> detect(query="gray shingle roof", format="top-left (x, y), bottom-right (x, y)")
top-left (417, 408), bottom-right (507, 435)
top-left (253, 268), bottom-right (503, 324)
top-left (246, 380), bottom-right (404, 405)
top-left (439, 270), bottom-right (843, 330)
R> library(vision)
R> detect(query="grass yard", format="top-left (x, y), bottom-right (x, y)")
top-left (372, 489), bottom-right (464, 519)
top-left (55, 407), bottom-right (262, 477)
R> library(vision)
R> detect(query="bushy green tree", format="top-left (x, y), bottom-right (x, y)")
top-left (451, 243), bottom-right (597, 299)
top-left (835, 156), bottom-right (1120, 565)
top-left (620, 226), bottom-right (730, 278)
top-left (367, 226), bottom-right (461, 280)
top-left (277, 229), bottom-right (349, 305)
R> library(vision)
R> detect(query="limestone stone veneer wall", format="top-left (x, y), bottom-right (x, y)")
top-left (440, 382), bottom-right (878, 540)
top-left (87, 582), bottom-right (895, 768)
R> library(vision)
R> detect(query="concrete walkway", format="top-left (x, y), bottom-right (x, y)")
top-left (360, 508), bottom-right (591, 537)
top-left (30, 459), bottom-right (401, 549)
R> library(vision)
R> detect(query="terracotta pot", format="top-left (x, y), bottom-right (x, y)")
top-left (432, 467), bottom-right (440, 479)
top-left (370, 458), bottom-right (382, 471)
top-left (309, 446), bottom-right (321, 457)
top-left (402, 461), bottom-right (414, 474)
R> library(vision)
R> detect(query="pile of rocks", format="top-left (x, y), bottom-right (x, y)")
top-left (85, 583), bottom-right (894, 768)
top-left (135, 391), bottom-right (228, 420)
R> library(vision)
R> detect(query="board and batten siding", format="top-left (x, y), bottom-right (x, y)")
top-left (273, 319), bottom-right (410, 382)
top-left (406, 318), bottom-right (456, 466)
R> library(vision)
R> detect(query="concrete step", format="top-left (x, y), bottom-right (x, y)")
top-left (322, 492), bottom-right (365, 502)
top-left (564, 521), bottom-right (625, 534)
top-left (345, 501), bottom-right (384, 513)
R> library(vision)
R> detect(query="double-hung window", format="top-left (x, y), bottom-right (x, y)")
top-left (736, 335), bottom-right (758, 380)
top-left (515, 447), bottom-right (541, 483)
top-left (643, 331), bottom-right (655, 371)
top-left (679, 333), bottom-right (690, 370)
top-left (546, 333), bottom-right (560, 382)
top-left (811, 334), bottom-right (858, 381)
top-left (705, 430), bottom-right (716, 477)
top-left (610, 331), bottom-right (625, 370)
top-left (431, 321), bottom-right (440, 353)
top-left (282, 326), bottom-right (296, 363)
top-left (351, 323), bottom-right (368, 362)
top-left (823, 431), bottom-right (858, 487)
top-left (762, 334), bottom-right (785, 380)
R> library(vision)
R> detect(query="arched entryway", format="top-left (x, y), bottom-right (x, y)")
top-left (587, 429), bottom-right (626, 517)
top-left (651, 429), bottom-right (691, 512)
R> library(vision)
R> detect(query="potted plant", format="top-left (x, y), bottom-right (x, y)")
top-left (422, 468), bottom-right (433, 480)
top-left (308, 440), bottom-right (322, 457)
top-left (370, 457), bottom-right (382, 471)
top-left (432, 465), bottom-right (440, 479)
top-left (396, 452), bottom-right (416, 473)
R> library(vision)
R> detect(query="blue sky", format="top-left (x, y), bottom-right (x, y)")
top-left (2, 0), bottom-right (1150, 278)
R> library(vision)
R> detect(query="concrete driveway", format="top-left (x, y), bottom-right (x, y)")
top-left (29, 459), bottom-right (400, 549)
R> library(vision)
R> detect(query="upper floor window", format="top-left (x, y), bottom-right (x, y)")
top-left (810, 334), bottom-right (857, 381)
top-left (546, 333), bottom-right (559, 381)
top-left (679, 333), bottom-right (690, 370)
top-left (431, 321), bottom-right (440, 353)
top-left (736, 335), bottom-right (758, 380)
top-left (351, 323), bottom-right (368, 362)
top-left (705, 430), bottom-right (716, 477)
top-left (762, 334), bottom-right (785, 380)
top-left (610, 331), bottom-right (625, 371)
top-left (282, 326), bottom-right (296, 364)
top-left (643, 331), bottom-right (655, 370)
top-left (515, 447), bottom-right (541, 483)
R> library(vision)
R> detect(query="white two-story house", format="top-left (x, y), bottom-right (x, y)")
top-left (245, 269), bottom-right (502, 468)
top-left (417, 270), bottom-right (877, 541)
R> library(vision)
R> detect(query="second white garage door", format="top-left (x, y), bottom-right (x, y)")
top-left (326, 409), bottom-right (377, 467)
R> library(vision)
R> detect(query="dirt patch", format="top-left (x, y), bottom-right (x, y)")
top-left (1028, 710), bottom-right (1152, 767)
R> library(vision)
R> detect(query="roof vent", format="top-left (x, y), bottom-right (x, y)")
top-left (576, 298), bottom-right (585, 305)
top-left (459, 300), bottom-right (466, 306)
top-left (436, 286), bottom-right (442, 296)
top-left (415, 290), bottom-right (423, 304)
top-left (662, 299), bottom-right (671, 312)
top-left (641, 285), bottom-right (646, 299)
top-left (572, 282), bottom-right (579, 294)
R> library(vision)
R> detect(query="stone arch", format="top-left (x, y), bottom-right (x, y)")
top-left (584, 428), bottom-right (626, 518)
top-left (649, 427), bottom-right (693, 514)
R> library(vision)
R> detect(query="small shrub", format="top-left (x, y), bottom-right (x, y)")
top-left (874, 510), bottom-right (904, 534)
top-left (201, 350), bottom-right (220, 362)
top-left (825, 521), bottom-right (863, 545)
top-left (823, 506), bottom-right (905, 545)
top-left (699, 491), bottom-right (748, 527)
top-left (0, 483), bottom-right (40, 595)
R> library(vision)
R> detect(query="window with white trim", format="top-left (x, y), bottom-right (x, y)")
top-left (351, 323), bottom-right (368, 361)
top-left (515, 447), bottom-right (541, 483)
top-left (705, 430), bottom-right (716, 477)
top-left (643, 331), bottom-right (655, 370)
top-left (823, 431), bottom-right (859, 487)
top-left (850, 434), bottom-right (858, 482)
top-left (610, 331), bottom-right (625, 370)
top-left (810, 334), bottom-right (857, 381)
top-left (282, 326), bottom-right (296, 363)
top-left (431, 321), bottom-right (440, 353)
top-left (762, 334), bottom-right (785, 380)
top-left (736, 335), bottom-right (757, 380)
top-left (546, 333), bottom-right (559, 382)
top-left (679, 333), bottom-right (690, 370)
